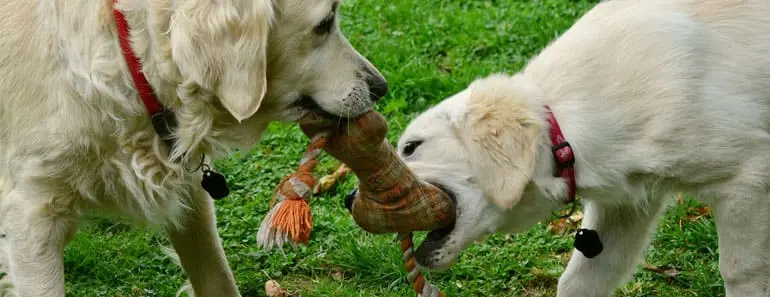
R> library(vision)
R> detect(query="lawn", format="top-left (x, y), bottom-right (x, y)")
top-left (63, 0), bottom-right (724, 296)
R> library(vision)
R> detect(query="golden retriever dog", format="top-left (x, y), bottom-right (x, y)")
top-left (395, 1), bottom-right (770, 296)
top-left (0, 0), bottom-right (387, 295)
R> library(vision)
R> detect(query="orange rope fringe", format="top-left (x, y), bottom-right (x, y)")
top-left (270, 199), bottom-right (313, 244)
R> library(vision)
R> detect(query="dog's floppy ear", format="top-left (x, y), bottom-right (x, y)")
top-left (456, 74), bottom-right (545, 209)
top-left (170, 0), bottom-right (273, 121)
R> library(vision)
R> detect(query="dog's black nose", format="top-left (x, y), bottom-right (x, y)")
top-left (363, 67), bottom-right (388, 102)
top-left (366, 76), bottom-right (388, 102)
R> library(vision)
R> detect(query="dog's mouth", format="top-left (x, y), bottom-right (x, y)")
top-left (293, 95), bottom-right (343, 123)
top-left (413, 182), bottom-right (458, 265)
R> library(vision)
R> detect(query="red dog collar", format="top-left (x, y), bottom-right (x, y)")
top-left (544, 105), bottom-right (576, 203)
top-left (113, 0), bottom-right (176, 147)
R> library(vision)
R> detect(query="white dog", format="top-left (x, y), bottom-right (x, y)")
top-left (396, 1), bottom-right (770, 296)
top-left (0, 0), bottom-right (387, 296)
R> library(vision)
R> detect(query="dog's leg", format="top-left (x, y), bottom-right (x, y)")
top-left (3, 189), bottom-right (77, 297)
top-left (557, 196), bottom-right (668, 297)
top-left (166, 189), bottom-right (240, 297)
top-left (711, 186), bottom-right (770, 297)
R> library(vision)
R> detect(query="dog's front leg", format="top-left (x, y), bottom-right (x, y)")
top-left (4, 188), bottom-right (78, 297)
top-left (166, 189), bottom-right (240, 297)
top-left (711, 186), bottom-right (770, 297)
top-left (557, 196), bottom-right (668, 297)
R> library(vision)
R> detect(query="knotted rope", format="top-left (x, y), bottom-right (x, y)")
top-left (399, 233), bottom-right (444, 297)
top-left (256, 133), bottom-right (328, 249)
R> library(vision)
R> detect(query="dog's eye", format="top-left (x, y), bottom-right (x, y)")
top-left (402, 140), bottom-right (423, 157)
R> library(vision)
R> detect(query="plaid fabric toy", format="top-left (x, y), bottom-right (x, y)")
top-left (256, 111), bottom-right (454, 296)
top-left (300, 111), bottom-right (456, 234)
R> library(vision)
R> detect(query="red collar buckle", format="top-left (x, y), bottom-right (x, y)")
top-left (551, 141), bottom-right (575, 170)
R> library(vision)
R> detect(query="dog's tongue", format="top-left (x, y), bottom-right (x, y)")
top-left (300, 111), bottom-right (456, 234)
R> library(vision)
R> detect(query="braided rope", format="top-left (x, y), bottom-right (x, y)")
top-left (399, 233), bottom-right (444, 297)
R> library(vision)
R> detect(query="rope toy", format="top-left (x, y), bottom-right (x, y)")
top-left (256, 111), bottom-right (455, 296)
top-left (256, 133), bottom-right (328, 249)
top-left (399, 232), bottom-right (444, 297)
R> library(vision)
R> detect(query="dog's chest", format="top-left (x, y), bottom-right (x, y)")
top-left (85, 141), bottom-right (200, 225)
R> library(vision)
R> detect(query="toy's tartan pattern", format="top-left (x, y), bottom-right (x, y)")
top-left (301, 111), bottom-right (456, 234)
top-left (259, 111), bottom-right (455, 296)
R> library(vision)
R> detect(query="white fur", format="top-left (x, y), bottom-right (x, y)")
top-left (0, 0), bottom-right (386, 296)
top-left (397, 1), bottom-right (770, 296)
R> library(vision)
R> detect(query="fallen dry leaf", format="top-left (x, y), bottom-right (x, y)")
top-left (548, 218), bottom-right (570, 235)
top-left (313, 164), bottom-right (350, 194)
top-left (678, 206), bottom-right (712, 228)
top-left (548, 210), bottom-right (584, 235)
top-left (265, 280), bottom-right (293, 297)
top-left (685, 206), bottom-right (712, 221)
top-left (641, 261), bottom-right (681, 278)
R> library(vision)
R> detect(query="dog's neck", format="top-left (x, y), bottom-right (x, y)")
top-left (492, 74), bottom-right (576, 205)
top-left (521, 70), bottom-right (642, 206)
top-left (111, 0), bottom-right (233, 199)
top-left (111, 0), bottom-right (230, 165)
top-left (112, 0), bottom-right (181, 109)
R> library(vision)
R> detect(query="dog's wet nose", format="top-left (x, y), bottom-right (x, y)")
top-left (367, 77), bottom-right (388, 102)
top-left (364, 69), bottom-right (388, 102)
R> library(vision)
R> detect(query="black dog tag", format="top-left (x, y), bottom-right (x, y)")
top-left (574, 228), bottom-right (603, 258)
top-left (201, 169), bottom-right (229, 200)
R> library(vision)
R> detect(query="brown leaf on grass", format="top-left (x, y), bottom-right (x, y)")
top-left (265, 280), bottom-right (295, 297)
top-left (547, 218), bottom-right (570, 235)
top-left (641, 261), bottom-right (681, 278)
top-left (678, 205), bottom-right (712, 229)
top-left (684, 206), bottom-right (712, 221)
top-left (312, 164), bottom-right (350, 194)
top-left (547, 210), bottom-right (584, 235)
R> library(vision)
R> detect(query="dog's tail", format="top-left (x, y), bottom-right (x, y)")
top-left (160, 245), bottom-right (194, 297)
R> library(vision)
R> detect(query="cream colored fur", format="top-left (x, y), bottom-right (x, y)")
top-left (397, 1), bottom-right (770, 296)
top-left (0, 0), bottom-right (386, 296)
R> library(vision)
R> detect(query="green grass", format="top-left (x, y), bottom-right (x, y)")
top-left (63, 0), bottom-right (724, 296)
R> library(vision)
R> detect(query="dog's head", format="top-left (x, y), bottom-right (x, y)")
top-left (157, 0), bottom-right (387, 157)
top-left (168, 0), bottom-right (386, 123)
top-left (397, 74), bottom-right (566, 270)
